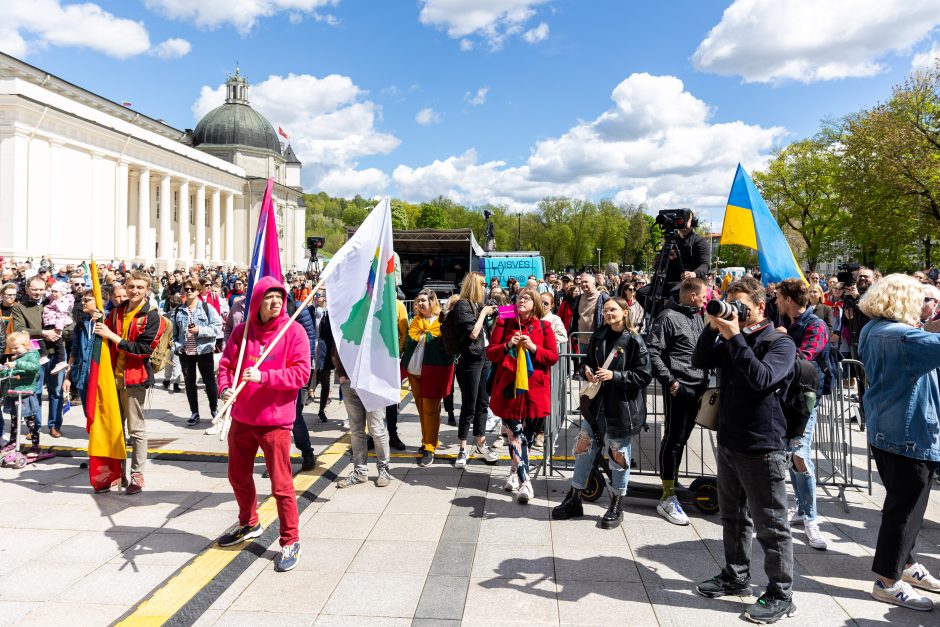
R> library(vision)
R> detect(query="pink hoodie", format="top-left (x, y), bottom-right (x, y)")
top-left (217, 276), bottom-right (311, 428)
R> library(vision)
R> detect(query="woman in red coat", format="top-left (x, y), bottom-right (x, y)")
top-left (487, 287), bottom-right (559, 504)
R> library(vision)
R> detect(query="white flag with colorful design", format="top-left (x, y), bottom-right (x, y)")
top-left (322, 197), bottom-right (400, 411)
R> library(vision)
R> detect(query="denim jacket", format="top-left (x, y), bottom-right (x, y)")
top-left (859, 318), bottom-right (940, 462)
top-left (172, 302), bottom-right (223, 356)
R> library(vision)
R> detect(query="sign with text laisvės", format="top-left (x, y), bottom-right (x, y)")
top-left (481, 256), bottom-right (545, 287)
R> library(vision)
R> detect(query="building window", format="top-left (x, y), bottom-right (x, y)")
top-left (155, 186), bottom-right (160, 219)
top-left (190, 195), bottom-right (195, 225)
top-left (173, 190), bottom-right (178, 222)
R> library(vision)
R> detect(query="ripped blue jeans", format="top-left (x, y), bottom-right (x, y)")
top-left (571, 408), bottom-right (632, 496)
top-left (502, 419), bottom-right (534, 484)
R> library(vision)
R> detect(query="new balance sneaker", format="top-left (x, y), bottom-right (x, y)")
top-left (187, 413), bottom-right (200, 427)
top-left (744, 593), bottom-right (797, 624)
top-left (870, 579), bottom-right (934, 611)
top-left (418, 450), bottom-right (434, 467)
top-left (902, 563), bottom-right (940, 594)
top-left (657, 495), bottom-right (690, 526)
top-left (472, 443), bottom-right (499, 464)
top-left (504, 469), bottom-right (520, 492)
top-left (803, 519), bottom-right (828, 550)
top-left (336, 472), bottom-right (368, 489)
top-left (517, 480), bottom-right (533, 504)
top-left (787, 506), bottom-right (805, 526)
top-left (454, 448), bottom-right (468, 469)
top-left (376, 466), bottom-right (392, 487)
top-left (125, 472), bottom-right (145, 495)
top-left (695, 571), bottom-right (752, 598)
top-left (218, 522), bottom-right (263, 547)
top-left (274, 542), bottom-right (301, 572)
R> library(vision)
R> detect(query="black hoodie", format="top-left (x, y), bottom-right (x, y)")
top-left (647, 298), bottom-right (707, 390)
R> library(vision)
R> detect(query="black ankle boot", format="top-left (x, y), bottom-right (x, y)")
top-left (601, 493), bottom-right (624, 529)
top-left (551, 487), bottom-right (584, 520)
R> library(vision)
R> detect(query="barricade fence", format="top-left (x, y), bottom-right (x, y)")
top-left (545, 334), bottom-right (871, 512)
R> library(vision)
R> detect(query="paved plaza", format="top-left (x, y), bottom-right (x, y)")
top-left (0, 381), bottom-right (938, 626)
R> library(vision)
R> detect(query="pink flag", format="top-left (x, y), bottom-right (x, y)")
top-left (498, 305), bottom-right (518, 319)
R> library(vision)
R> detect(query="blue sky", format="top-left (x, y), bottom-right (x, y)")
top-left (5, 1), bottom-right (940, 223)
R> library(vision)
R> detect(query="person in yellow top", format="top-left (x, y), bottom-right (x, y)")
top-left (384, 298), bottom-right (409, 451)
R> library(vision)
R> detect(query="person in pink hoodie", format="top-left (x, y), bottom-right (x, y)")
top-left (215, 276), bottom-right (311, 572)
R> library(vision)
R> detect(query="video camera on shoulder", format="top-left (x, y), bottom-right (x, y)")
top-left (706, 299), bottom-right (749, 322)
top-left (836, 262), bottom-right (860, 287)
top-left (655, 208), bottom-right (694, 234)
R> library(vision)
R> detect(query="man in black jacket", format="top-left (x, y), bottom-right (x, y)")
top-left (691, 276), bottom-right (797, 624)
top-left (647, 277), bottom-right (708, 526)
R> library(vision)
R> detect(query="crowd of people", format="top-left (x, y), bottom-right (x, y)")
top-left (0, 251), bottom-right (938, 616)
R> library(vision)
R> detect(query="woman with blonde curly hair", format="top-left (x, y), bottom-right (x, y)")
top-left (858, 273), bottom-right (940, 611)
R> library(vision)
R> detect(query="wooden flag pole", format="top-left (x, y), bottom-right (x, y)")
top-left (213, 278), bottom-right (325, 440)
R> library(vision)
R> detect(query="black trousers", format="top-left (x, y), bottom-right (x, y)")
top-left (659, 388), bottom-right (703, 481)
top-left (456, 355), bottom-right (490, 440)
top-left (292, 389), bottom-right (313, 459)
top-left (313, 368), bottom-right (331, 411)
top-left (179, 352), bottom-right (218, 416)
top-left (385, 403), bottom-right (398, 437)
top-left (870, 445), bottom-right (938, 580)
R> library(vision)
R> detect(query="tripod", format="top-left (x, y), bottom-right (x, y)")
top-left (641, 231), bottom-right (682, 335)
top-left (307, 250), bottom-right (322, 275)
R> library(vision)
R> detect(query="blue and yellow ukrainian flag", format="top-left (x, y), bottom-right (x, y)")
top-left (720, 164), bottom-right (806, 285)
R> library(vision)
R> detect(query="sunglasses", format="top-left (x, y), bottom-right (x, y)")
top-left (183, 287), bottom-right (197, 293)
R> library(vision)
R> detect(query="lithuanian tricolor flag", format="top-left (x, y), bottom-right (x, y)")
top-left (85, 261), bottom-right (125, 490)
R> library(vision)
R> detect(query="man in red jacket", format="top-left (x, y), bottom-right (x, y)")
top-left (95, 272), bottom-right (162, 495)
top-left (215, 276), bottom-right (311, 572)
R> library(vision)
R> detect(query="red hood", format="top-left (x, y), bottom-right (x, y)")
top-left (249, 276), bottom-right (288, 331)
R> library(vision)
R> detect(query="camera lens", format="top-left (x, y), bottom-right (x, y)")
top-left (705, 300), bottom-right (735, 320)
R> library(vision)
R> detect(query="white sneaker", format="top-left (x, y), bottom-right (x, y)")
top-left (804, 519), bottom-right (828, 550)
top-left (204, 422), bottom-right (222, 435)
top-left (903, 563), bottom-right (940, 593)
top-left (517, 480), bottom-right (533, 504)
top-left (871, 579), bottom-right (934, 611)
top-left (504, 469), bottom-right (520, 492)
top-left (788, 506), bottom-right (805, 526)
top-left (473, 443), bottom-right (499, 464)
top-left (485, 410), bottom-right (500, 432)
top-left (50, 361), bottom-right (69, 375)
top-left (454, 448), bottom-right (468, 469)
top-left (657, 496), bottom-right (690, 526)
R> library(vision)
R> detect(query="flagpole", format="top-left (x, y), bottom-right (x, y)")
top-left (213, 278), bottom-right (325, 440)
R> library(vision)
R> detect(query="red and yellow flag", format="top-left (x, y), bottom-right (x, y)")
top-left (85, 261), bottom-right (125, 490)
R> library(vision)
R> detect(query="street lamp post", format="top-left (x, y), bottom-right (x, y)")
top-left (596, 248), bottom-right (601, 271)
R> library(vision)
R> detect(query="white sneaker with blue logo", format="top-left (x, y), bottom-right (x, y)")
top-left (871, 579), bottom-right (933, 611)
top-left (903, 563), bottom-right (940, 593)
top-left (657, 495), bottom-right (689, 526)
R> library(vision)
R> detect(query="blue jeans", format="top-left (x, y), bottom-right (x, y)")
top-left (788, 407), bottom-right (817, 521)
top-left (35, 360), bottom-right (65, 430)
top-left (570, 409), bottom-right (632, 496)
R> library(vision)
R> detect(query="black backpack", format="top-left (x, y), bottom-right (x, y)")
top-left (756, 333), bottom-right (819, 440)
top-left (441, 301), bottom-right (474, 357)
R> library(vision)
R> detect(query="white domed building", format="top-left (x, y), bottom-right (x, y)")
top-left (0, 52), bottom-right (307, 270)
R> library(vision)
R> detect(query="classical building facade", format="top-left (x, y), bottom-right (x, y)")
top-left (0, 52), bottom-right (306, 270)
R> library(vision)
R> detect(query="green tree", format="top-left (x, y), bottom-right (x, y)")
top-left (415, 202), bottom-right (449, 229)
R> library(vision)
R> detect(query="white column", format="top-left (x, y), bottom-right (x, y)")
top-left (195, 184), bottom-right (206, 262)
top-left (0, 132), bottom-right (29, 255)
top-left (115, 161), bottom-right (129, 260)
top-left (293, 203), bottom-right (306, 270)
top-left (224, 192), bottom-right (235, 264)
top-left (137, 168), bottom-right (150, 259)
top-left (89, 153), bottom-right (103, 255)
top-left (159, 174), bottom-right (172, 268)
top-left (210, 188), bottom-right (221, 263)
top-left (178, 180), bottom-right (190, 266)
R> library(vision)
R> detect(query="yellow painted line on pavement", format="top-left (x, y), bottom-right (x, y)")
top-left (116, 435), bottom-right (350, 627)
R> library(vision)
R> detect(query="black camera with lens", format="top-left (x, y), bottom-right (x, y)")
top-left (655, 208), bottom-right (694, 233)
top-left (836, 262), bottom-right (860, 287)
top-left (706, 299), bottom-right (750, 322)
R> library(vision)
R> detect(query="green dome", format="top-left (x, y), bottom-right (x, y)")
top-left (192, 102), bottom-right (281, 155)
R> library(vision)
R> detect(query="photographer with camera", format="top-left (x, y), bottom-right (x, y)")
top-left (841, 266), bottom-right (875, 359)
top-left (691, 277), bottom-right (798, 624)
top-left (646, 277), bottom-right (708, 526)
top-left (654, 210), bottom-right (711, 288)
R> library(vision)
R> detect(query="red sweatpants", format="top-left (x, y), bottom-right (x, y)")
top-left (227, 419), bottom-right (299, 546)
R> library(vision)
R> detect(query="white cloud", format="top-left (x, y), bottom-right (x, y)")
top-left (2, 0), bottom-right (152, 59)
top-left (465, 87), bottom-right (489, 106)
top-left (415, 107), bottom-right (442, 125)
top-left (318, 167), bottom-right (389, 198)
top-left (419, 0), bottom-right (550, 50)
top-left (912, 41), bottom-right (940, 71)
top-left (522, 22), bottom-right (549, 44)
top-left (694, 0), bottom-right (940, 83)
top-left (393, 73), bottom-right (785, 220)
top-left (193, 72), bottom-right (400, 194)
top-left (149, 37), bottom-right (191, 59)
top-left (145, 0), bottom-right (338, 34)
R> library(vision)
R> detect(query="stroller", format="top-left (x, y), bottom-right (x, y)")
top-left (0, 370), bottom-right (54, 469)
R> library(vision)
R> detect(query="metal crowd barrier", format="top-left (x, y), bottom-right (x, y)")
top-left (812, 358), bottom-right (871, 511)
